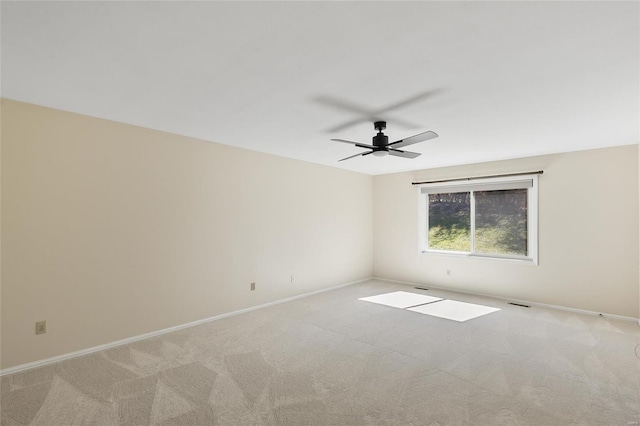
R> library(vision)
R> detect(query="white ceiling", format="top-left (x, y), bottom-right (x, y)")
top-left (2, 1), bottom-right (638, 175)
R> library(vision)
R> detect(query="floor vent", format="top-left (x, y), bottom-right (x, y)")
top-left (414, 287), bottom-right (430, 291)
top-left (508, 302), bottom-right (531, 308)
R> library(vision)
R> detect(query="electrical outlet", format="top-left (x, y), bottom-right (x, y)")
top-left (250, 282), bottom-right (255, 291)
top-left (290, 275), bottom-right (295, 283)
top-left (35, 321), bottom-right (46, 335)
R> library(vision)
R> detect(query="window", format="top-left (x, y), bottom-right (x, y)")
top-left (418, 175), bottom-right (538, 263)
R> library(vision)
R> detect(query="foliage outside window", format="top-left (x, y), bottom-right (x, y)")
top-left (419, 175), bottom-right (538, 263)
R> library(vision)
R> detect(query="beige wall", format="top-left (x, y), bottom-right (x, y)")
top-left (1, 100), bottom-right (373, 369)
top-left (373, 145), bottom-right (639, 318)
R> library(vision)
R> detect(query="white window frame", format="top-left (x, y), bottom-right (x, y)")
top-left (418, 174), bottom-right (538, 264)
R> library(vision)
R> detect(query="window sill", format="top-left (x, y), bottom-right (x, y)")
top-left (420, 250), bottom-right (538, 265)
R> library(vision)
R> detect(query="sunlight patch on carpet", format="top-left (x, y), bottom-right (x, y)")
top-left (358, 291), bottom-right (442, 309)
top-left (407, 299), bottom-right (500, 322)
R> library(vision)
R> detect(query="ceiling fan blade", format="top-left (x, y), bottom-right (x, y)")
top-left (387, 131), bottom-right (438, 149)
top-left (331, 139), bottom-right (376, 149)
top-left (316, 96), bottom-right (374, 116)
top-left (338, 151), bottom-right (373, 162)
top-left (376, 89), bottom-right (444, 115)
top-left (319, 91), bottom-right (442, 132)
top-left (388, 149), bottom-right (421, 159)
top-left (328, 117), bottom-right (375, 133)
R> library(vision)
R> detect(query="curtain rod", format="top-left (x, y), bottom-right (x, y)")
top-left (411, 170), bottom-right (543, 186)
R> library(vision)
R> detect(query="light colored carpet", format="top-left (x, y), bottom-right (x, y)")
top-left (1, 279), bottom-right (639, 425)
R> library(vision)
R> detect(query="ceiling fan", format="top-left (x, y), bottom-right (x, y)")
top-left (331, 121), bottom-right (438, 162)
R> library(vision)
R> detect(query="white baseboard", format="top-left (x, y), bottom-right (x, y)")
top-left (0, 278), bottom-right (369, 377)
top-left (373, 277), bottom-right (640, 323)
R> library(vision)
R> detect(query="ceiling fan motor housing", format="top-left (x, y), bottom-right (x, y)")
top-left (373, 133), bottom-right (389, 148)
